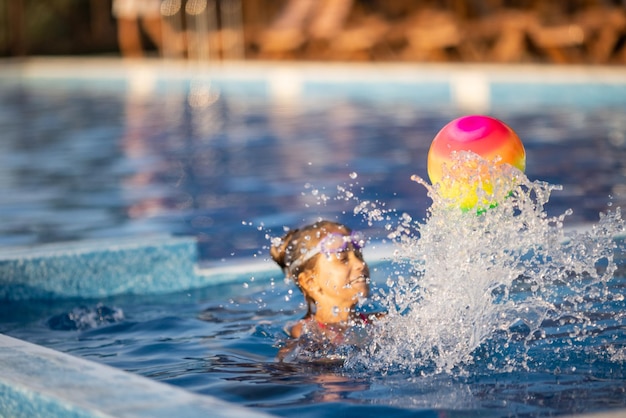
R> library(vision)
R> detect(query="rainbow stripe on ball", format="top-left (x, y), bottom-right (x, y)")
top-left (427, 115), bottom-right (526, 211)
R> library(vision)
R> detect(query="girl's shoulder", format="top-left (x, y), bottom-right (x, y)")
top-left (288, 320), bottom-right (305, 338)
top-left (285, 316), bottom-right (318, 338)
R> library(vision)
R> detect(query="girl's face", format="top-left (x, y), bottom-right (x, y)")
top-left (311, 242), bottom-right (370, 306)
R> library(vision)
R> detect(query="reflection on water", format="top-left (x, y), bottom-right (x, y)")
top-left (0, 82), bottom-right (625, 262)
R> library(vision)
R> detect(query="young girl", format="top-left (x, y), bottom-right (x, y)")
top-left (270, 220), bottom-right (374, 345)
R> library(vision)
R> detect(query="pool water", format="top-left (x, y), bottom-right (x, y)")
top-left (2, 64), bottom-right (626, 417)
top-left (1, 73), bottom-right (625, 258)
top-left (2, 251), bottom-right (625, 417)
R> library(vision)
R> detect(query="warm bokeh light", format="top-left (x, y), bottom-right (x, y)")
top-left (0, 1), bottom-right (624, 64)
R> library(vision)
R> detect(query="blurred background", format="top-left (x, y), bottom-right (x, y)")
top-left (1, 0), bottom-right (625, 64)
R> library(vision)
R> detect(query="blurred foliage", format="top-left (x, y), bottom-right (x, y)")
top-left (0, 0), bottom-right (624, 63)
top-left (1, 0), bottom-right (118, 56)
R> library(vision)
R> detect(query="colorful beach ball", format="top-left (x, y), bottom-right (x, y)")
top-left (427, 115), bottom-right (526, 211)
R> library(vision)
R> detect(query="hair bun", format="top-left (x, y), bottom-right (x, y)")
top-left (270, 228), bottom-right (298, 269)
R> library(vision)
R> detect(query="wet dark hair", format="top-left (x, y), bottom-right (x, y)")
top-left (270, 220), bottom-right (350, 279)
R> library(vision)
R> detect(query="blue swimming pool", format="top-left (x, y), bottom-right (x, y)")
top-left (1, 59), bottom-right (626, 417)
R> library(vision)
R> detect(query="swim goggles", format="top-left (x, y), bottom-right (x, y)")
top-left (287, 231), bottom-right (366, 275)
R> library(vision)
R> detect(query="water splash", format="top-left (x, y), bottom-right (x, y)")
top-left (346, 153), bottom-right (624, 375)
top-left (47, 304), bottom-right (125, 331)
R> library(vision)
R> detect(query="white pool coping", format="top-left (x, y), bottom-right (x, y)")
top-left (5, 56), bottom-right (626, 82)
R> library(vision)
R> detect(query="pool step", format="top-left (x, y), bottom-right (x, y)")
top-left (0, 235), bottom-right (205, 300)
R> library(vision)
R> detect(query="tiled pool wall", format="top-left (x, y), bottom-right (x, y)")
top-left (4, 58), bottom-right (626, 111)
top-left (1, 58), bottom-right (626, 417)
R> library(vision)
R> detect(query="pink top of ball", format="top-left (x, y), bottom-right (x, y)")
top-left (427, 115), bottom-right (526, 210)
top-left (450, 115), bottom-right (507, 143)
top-left (428, 115), bottom-right (525, 175)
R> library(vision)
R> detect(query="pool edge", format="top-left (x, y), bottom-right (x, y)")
top-left (0, 333), bottom-right (274, 418)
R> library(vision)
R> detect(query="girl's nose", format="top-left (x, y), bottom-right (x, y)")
top-left (350, 253), bottom-right (369, 275)
top-left (361, 262), bottom-right (370, 277)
